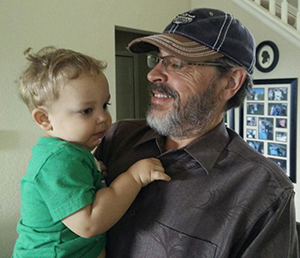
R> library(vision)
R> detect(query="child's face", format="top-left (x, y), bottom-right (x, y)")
top-left (46, 72), bottom-right (112, 151)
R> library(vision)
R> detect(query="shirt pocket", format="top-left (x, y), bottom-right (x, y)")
top-left (135, 221), bottom-right (217, 258)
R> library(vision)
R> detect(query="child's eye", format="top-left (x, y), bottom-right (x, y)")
top-left (81, 108), bottom-right (93, 115)
top-left (103, 102), bottom-right (111, 110)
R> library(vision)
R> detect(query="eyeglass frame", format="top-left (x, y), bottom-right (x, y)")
top-left (146, 53), bottom-right (227, 71)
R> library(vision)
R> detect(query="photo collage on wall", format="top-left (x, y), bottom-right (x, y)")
top-left (243, 79), bottom-right (297, 182)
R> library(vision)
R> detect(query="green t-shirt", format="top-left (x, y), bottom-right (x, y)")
top-left (13, 137), bottom-right (106, 258)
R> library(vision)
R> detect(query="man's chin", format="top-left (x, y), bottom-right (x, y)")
top-left (147, 112), bottom-right (166, 124)
top-left (148, 104), bottom-right (171, 118)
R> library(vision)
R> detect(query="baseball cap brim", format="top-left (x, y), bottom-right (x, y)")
top-left (128, 33), bottom-right (224, 62)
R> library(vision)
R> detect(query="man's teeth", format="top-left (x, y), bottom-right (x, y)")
top-left (154, 93), bottom-right (171, 98)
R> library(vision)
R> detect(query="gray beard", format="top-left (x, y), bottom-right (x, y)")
top-left (146, 81), bottom-right (219, 138)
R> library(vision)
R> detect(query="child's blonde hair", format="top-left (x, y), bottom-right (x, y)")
top-left (19, 46), bottom-right (107, 112)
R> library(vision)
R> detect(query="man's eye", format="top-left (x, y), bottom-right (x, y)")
top-left (81, 108), bottom-right (93, 115)
top-left (103, 102), bottom-right (111, 110)
top-left (171, 62), bottom-right (181, 69)
top-left (169, 60), bottom-right (181, 69)
top-left (165, 57), bottom-right (181, 69)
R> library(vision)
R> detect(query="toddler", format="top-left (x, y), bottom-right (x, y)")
top-left (12, 46), bottom-right (170, 258)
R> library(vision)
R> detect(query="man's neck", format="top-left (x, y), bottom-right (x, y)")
top-left (165, 135), bottom-right (199, 151)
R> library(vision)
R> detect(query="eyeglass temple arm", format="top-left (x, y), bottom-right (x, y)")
top-left (186, 61), bottom-right (226, 67)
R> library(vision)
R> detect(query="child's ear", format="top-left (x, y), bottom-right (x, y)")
top-left (32, 107), bottom-right (52, 131)
top-left (220, 67), bottom-right (247, 101)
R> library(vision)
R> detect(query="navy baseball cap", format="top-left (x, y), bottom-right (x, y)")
top-left (128, 8), bottom-right (256, 75)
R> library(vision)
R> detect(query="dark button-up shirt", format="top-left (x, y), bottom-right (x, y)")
top-left (94, 119), bottom-right (298, 258)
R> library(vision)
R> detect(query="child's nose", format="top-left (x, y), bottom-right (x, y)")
top-left (96, 111), bottom-right (111, 124)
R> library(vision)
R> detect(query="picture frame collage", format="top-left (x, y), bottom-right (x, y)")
top-left (242, 78), bottom-right (297, 182)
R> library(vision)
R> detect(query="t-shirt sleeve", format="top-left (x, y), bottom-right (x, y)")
top-left (35, 147), bottom-right (98, 222)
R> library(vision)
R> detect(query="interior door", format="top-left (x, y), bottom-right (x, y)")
top-left (116, 55), bottom-right (135, 120)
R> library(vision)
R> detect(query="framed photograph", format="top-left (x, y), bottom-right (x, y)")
top-left (255, 41), bottom-right (279, 73)
top-left (241, 78), bottom-right (297, 182)
top-left (246, 103), bottom-right (264, 115)
top-left (246, 116), bottom-right (257, 126)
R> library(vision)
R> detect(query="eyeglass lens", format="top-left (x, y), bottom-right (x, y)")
top-left (147, 54), bottom-right (158, 69)
top-left (147, 54), bottom-right (182, 70)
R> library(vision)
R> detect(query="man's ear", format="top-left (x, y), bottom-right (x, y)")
top-left (32, 107), bottom-right (52, 131)
top-left (220, 67), bottom-right (247, 101)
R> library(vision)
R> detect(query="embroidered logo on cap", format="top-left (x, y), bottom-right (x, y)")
top-left (172, 13), bottom-right (195, 24)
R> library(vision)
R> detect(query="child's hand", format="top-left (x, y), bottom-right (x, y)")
top-left (99, 161), bottom-right (108, 178)
top-left (94, 158), bottom-right (108, 178)
top-left (127, 158), bottom-right (171, 187)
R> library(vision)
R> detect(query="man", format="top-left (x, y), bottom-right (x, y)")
top-left (95, 8), bottom-right (298, 258)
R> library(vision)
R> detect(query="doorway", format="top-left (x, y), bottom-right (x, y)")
top-left (115, 27), bottom-right (153, 120)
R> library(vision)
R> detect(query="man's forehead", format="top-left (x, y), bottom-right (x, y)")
top-left (158, 49), bottom-right (171, 57)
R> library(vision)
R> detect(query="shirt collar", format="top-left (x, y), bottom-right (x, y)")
top-left (185, 121), bottom-right (230, 174)
top-left (133, 121), bottom-right (230, 174)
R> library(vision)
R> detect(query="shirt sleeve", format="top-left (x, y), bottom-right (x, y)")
top-left (35, 147), bottom-right (98, 222)
top-left (235, 190), bottom-right (298, 258)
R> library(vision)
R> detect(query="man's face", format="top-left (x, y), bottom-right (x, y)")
top-left (146, 49), bottom-right (225, 138)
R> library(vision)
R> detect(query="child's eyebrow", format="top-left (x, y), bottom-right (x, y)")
top-left (77, 100), bottom-right (96, 106)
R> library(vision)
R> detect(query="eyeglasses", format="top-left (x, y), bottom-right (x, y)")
top-left (146, 53), bottom-right (226, 71)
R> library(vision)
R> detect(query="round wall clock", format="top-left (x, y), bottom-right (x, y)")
top-left (255, 41), bottom-right (279, 73)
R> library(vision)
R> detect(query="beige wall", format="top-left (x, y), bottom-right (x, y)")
top-left (0, 1), bottom-right (191, 256)
top-left (192, 0), bottom-right (300, 219)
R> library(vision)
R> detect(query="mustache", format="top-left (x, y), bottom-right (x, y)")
top-left (149, 82), bottom-right (178, 99)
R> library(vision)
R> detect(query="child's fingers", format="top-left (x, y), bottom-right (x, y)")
top-left (152, 171), bottom-right (171, 182)
top-left (101, 171), bottom-right (108, 178)
top-left (98, 161), bottom-right (107, 171)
